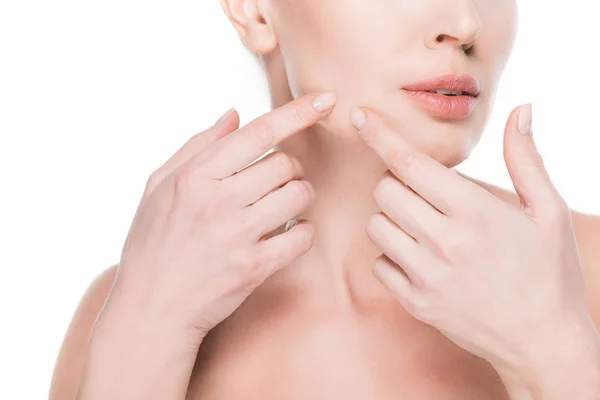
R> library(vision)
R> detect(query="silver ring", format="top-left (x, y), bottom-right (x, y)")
top-left (285, 219), bottom-right (299, 232)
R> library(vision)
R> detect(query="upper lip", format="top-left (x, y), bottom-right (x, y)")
top-left (401, 74), bottom-right (480, 97)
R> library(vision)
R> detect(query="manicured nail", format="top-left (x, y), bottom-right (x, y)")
top-left (312, 92), bottom-right (337, 112)
top-left (518, 103), bottom-right (532, 135)
top-left (350, 106), bottom-right (367, 129)
top-left (215, 107), bottom-right (235, 125)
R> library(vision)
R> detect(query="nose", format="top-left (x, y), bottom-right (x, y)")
top-left (425, 0), bottom-right (482, 52)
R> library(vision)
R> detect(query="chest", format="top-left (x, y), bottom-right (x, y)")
top-left (184, 307), bottom-right (510, 400)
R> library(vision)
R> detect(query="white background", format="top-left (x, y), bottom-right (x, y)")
top-left (1, 1), bottom-right (598, 398)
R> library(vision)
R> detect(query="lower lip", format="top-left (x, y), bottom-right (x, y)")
top-left (401, 89), bottom-right (478, 119)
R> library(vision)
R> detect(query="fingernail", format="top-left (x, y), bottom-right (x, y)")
top-left (518, 103), bottom-right (532, 135)
top-left (350, 106), bottom-right (367, 130)
top-left (312, 92), bottom-right (337, 112)
top-left (215, 108), bottom-right (235, 125)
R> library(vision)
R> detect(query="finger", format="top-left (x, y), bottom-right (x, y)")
top-left (373, 171), bottom-right (449, 260)
top-left (224, 151), bottom-right (305, 206)
top-left (502, 103), bottom-right (565, 219)
top-left (193, 92), bottom-right (337, 180)
top-left (366, 212), bottom-right (444, 288)
top-left (258, 219), bottom-right (315, 276)
top-left (151, 108), bottom-right (240, 187)
top-left (372, 254), bottom-right (413, 309)
top-left (245, 179), bottom-right (316, 239)
top-left (350, 106), bottom-right (487, 217)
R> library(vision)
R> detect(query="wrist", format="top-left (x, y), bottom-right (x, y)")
top-left (103, 282), bottom-right (207, 345)
top-left (106, 270), bottom-right (208, 342)
top-left (493, 316), bottom-right (600, 400)
top-left (79, 292), bottom-right (205, 400)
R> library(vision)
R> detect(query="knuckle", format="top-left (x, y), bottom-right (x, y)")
top-left (366, 213), bottom-right (377, 236)
top-left (288, 180), bottom-right (313, 205)
top-left (245, 122), bottom-right (274, 151)
top-left (372, 256), bottom-right (387, 276)
top-left (172, 168), bottom-right (221, 215)
top-left (366, 212), bottom-right (385, 240)
top-left (359, 124), bottom-right (377, 143)
top-left (528, 151), bottom-right (546, 168)
top-left (233, 249), bottom-right (264, 286)
top-left (425, 221), bottom-right (451, 246)
top-left (541, 195), bottom-right (571, 227)
top-left (173, 167), bottom-right (198, 198)
top-left (438, 229), bottom-right (471, 261)
top-left (212, 184), bottom-right (236, 206)
top-left (509, 151), bottom-right (545, 171)
top-left (197, 195), bottom-right (221, 220)
top-left (400, 294), bottom-right (418, 317)
top-left (182, 131), bottom-right (202, 148)
top-left (272, 152), bottom-right (296, 178)
top-left (295, 223), bottom-right (316, 252)
top-left (418, 269), bottom-right (445, 293)
top-left (372, 173), bottom-right (395, 204)
top-left (290, 104), bottom-right (315, 125)
top-left (388, 148), bottom-right (414, 178)
top-left (145, 171), bottom-right (164, 193)
top-left (462, 208), bottom-right (488, 231)
top-left (409, 295), bottom-right (433, 323)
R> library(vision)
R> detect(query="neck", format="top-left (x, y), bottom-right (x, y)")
top-left (263, 52), bottom-right (395, 306)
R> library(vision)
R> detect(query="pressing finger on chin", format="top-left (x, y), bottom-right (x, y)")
top-left (349, 106), bottom-right (486, 218)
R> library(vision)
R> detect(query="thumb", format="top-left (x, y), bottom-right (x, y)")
top-left (503, 103), bottom-right (564, 219)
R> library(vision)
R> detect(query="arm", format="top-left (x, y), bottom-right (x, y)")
top-left (49, 264), bottom-right (205, 400)
top-left (49, 265), bottom-right (116, 399)
top-left (494, 320), bottom-right (600, 400)
top-left (573, 213), bottom-right (600, 329)
top-left (50, 93), bottom-right (335, 400)
top-left (497, 212), bottom-right (600, 400)
top-left (75, 267), bottom-right (205, 400)
top-left (349, 102), bottom-right (600, 400)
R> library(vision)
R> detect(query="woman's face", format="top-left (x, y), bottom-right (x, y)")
top-left (262, 0), bottom-right (518, 167)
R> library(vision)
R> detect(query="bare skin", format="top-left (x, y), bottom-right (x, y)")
top-left (50, 1), bottom-right (600, 398)
top-left (50, 186), bottom-right (600, 400)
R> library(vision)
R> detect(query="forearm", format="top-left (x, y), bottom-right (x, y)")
top-left (494, 319), bottom-right (600, 400)
top-left (75, 293), bottom-right (204, 400)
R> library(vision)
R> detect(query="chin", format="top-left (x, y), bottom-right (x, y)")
top-left (403, 118), bottom-right (482, 168)
top-left (315, 95), bottom-right (483, 169)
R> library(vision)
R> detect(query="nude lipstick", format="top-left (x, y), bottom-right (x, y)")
top-left (400, 74), bottom-right (480, 119)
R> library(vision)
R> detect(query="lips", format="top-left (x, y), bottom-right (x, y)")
top-left (400, 74), bottom-right (480, 119)
top-left (402, 74), bottom-right (480, 97)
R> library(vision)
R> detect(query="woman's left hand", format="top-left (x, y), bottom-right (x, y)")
top-left (349, 104), bottom-right (600, 398)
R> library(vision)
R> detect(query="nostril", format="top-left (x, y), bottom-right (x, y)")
top-left (436, 34), bottom-right (444, 43)
top-left (463, 44), bottom-right (475, 56)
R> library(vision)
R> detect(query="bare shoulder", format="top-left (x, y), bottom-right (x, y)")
top-left (569, 212), bottom-right (600, 327)
top-left (49, 264), bottom-right (119, 400)
top-left (457, 172), bottom-right (600, 325)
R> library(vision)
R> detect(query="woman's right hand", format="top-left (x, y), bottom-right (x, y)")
top-left (109, 92), bottom-right (337, 337)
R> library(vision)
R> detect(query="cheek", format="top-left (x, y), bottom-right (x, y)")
top-left (274, 13), bottom-right (397, 145)
top-left (478, 0), bottom-right (519, 80)
top-left (383, 110), bottom-right (488, 169)
top-left (270, 0), bottom-right (516, 169)
top-left (274, 5), bottom-right (387, 100)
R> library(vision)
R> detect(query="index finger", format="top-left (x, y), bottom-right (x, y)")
top-left (350, 106), bottom-right (484, 216)
top-left (194, 92), bottom-right (337, 180)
